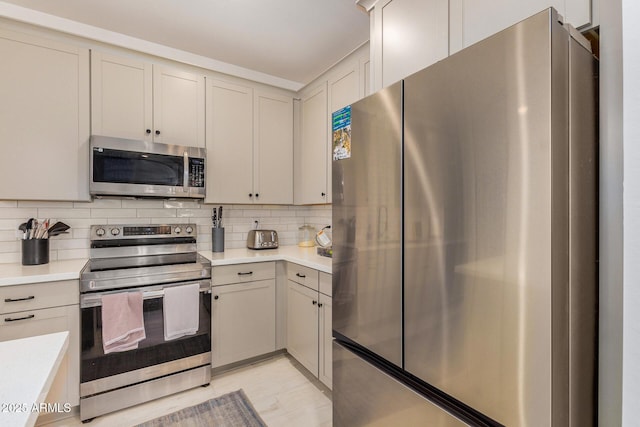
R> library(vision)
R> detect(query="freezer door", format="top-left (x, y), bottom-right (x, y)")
top-left (403, 9), bottom-right (588, 427)
top-left (333, 341), bottom-right (468, 427)
top-left (332, 82), bottom-right (402, 367)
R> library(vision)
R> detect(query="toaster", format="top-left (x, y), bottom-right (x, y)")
top-left (246, 229), bottom-right (279, 250)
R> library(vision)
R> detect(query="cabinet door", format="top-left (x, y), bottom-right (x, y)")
top-left (375, 0), bottom-right (448, 89)
top-left (0, 30), bottom-right (90, 201)
top-left (153, 65), bottom-right (205, 147)
top-left (254, 91), bottom-right (293, 204)
top-left (205, 80), bottom-right (254, 204)
top-left (450, 0), bottom-right (565, 52)
top-left (287, 280), bottom-right (319, 375)
top-left (0, 305), bottom-right (80, 406)
top-left (212, 279), bottom-right (276, 368)
top-left (295, 83), bottom-right (328, 205)
top-left (318, 293), bottom-right (332, 389)
top-left (328, 65), bottom-right (360, 204)
top-left (91, 52), bottom-right (153, 141)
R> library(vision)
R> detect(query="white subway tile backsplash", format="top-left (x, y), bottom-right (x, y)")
top-left (37, 208), bottom-right (91, 218)
top-left (74, 199), bottom-right (122, 208)
top-left (137, 209), bottom-right (177, 218)
top-left (165, 200), bottom-right (201, 209)
top-left (0, 208), bottom-right (38, 219)
top-left (91, 208), bottom-right (138, 218)
top-left (122, 199), bottom-right (165, 208)
top-left (0, 201), bottom-right (331, 263)
top-left (18, 201), bottom-right (72, 208)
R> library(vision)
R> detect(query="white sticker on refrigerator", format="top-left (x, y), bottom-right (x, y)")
top-left (333, 106), bottom-right (351, 160)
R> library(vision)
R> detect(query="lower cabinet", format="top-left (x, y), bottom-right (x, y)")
top-left (0, 280), bottom-right (80, 407)
top-left (211, 263), bottom-right (276, 368)
top-left (286, 264), bottom-right (333, 389)
top-left (287, 280), bottom-right (320, 374)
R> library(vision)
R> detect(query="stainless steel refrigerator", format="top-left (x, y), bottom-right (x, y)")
top-left (332, 8), bottom-right (597, 427)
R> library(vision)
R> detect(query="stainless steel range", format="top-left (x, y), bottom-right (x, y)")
top-left (79, 224), bottom-right (212, 422)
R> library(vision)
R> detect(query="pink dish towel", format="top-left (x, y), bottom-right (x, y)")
top-left (163, 283), bottom-right (200, 341)
top-left (101, 291), bottom-right (146, 354)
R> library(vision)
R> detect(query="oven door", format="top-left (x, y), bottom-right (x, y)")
top-left (79, 280), bottom-right (211, 397)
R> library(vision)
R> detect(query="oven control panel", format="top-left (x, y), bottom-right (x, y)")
top-left (90, 224), bottom-right (197, 240)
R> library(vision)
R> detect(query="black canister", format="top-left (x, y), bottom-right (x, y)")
top-left (22, 239), bottom-right (49, 265)
top-left (212, 227), bottom-right (225, 252)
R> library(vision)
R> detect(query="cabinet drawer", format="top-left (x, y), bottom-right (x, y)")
top-left (0, 280), bottom-right (79, 314)
top-left (212, 262), bottom-right (275, 286)
top-left (319, 272), bottom-right (332, 297)
top-left (287, 263), bottom-right (319, 291)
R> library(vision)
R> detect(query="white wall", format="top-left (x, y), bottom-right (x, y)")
top-left (622, 1), bottom-right (640, 424)
top-left (0, 200), bottom-right (332, 262)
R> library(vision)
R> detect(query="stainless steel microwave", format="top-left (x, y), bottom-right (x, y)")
top-left (90, 135), bottom-right (206, 199)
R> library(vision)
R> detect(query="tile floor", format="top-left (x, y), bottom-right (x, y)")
top-left (41, 354), bottom-right (332, 427)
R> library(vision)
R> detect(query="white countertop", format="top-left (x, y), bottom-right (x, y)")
top-left (0, 332), bottom-right (69, 427)
top-left (200, 245), bottom-right (332, 274)
top-left (0, 245), bottom-right (330, 287)
top-left (0, 259), bottom-right (88, 287)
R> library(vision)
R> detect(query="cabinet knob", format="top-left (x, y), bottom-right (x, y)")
top-left (312, 300), bottom-right (317, 305)
top-left (146, 129), bottom-right (151, 134)
top-left (318, 303), bottom-right (323, 307)
top-left (321, 192), bottom-right (326, 197)
top-left (249, 193), bottom-right (253, 198)
top-left (255, 193), bottom-right (259, 198)
top-left (214, 295), bottom-right (219, 300)
top-left (155, 130), bottom-right (161, 135)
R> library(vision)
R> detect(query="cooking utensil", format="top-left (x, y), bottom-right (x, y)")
top-left (47, 221), bottom-right (70, 237)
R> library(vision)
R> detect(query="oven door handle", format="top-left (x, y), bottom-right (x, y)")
top-left (80, 281), bottom-right (211, 308)
top-left (184, 151), bottom-right (189, 193)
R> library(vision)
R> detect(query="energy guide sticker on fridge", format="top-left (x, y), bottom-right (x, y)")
top-left (333, 106), bottom-right (352, 160)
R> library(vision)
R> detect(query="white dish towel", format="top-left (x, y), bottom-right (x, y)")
top-left (163, 283), bottom-right (200, 340)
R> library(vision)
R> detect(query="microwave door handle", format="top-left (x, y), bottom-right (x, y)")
top-left (183, 151), bottom-right (189, 194)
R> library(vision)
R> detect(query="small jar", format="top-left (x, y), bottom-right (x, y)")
top-left (298, 225), bottom-right (316, 247)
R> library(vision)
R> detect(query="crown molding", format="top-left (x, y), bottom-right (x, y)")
top-left (355, 0), bottom-right (377, 13)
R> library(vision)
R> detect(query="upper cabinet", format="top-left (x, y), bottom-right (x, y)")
top-left (92, 52), bottom-right (205, 147)
top-left (296, 83), bottom-right (328, 205)
top-left (206, 79), bottom-right (293, 204)
top-left (373, 0), bottom-right (449, 89)
top-left (449, 0), bottom-right (592, 52)
top-left (0, 29), bottom-right (90, 201)
top-left (363, 0), bottom-right (595, 91)
top-left (295, 44), bottom-right (369, 205)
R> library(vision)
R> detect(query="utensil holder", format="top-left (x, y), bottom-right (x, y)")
top-left (212, 227), bottom-right (225, 253)
top-left (22, 239), bottom-right (49, 265)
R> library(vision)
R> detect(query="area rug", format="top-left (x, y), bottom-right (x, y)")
top-left (135, 389), bottom-right (268, 427)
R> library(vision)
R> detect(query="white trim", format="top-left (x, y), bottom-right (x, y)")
top-left (356, 0), bottom-right (378, 13)
top-left (0, 1), bottom-right (305, 91)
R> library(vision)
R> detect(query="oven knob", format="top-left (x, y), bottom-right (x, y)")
top-left (95, 228), bottom-right (105, 237)
top-left (111, 228), bottom-right (120, 236)
top-left (185, 226), bottom-right (193, 234)
top-left (175, 226), bottom-right (182, 234)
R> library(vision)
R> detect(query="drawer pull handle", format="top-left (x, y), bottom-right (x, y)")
top-left (4, 314), bottom-right (35, 322)
top-left (237, 271), bottom-right (253, 276)
top-left (296, 273), bottom-right (306, 278)
top-left (4, 296), bottom-right (35, 302)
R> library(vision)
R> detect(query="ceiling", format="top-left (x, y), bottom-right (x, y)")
top-left (0, 0), bottom-right (370, 90)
